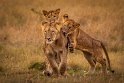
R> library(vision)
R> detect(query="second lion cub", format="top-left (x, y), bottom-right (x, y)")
top-left (61, 14), bottom-right (114, 74)
top-left (62, 14), bottom-right (79, 53)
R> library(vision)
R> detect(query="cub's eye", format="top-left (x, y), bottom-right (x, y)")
top-left (48, 16), bottom-right (50, 18)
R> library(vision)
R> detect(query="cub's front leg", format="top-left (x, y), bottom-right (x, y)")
top-left (58, 50), bottom-right (67, 75)
top-left (46, 53), bottom-right (60, 77)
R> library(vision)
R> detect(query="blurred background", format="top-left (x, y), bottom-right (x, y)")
top-left (0, 0), bottom-right (124, 74)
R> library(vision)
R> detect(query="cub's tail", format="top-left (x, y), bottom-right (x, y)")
top-left (101, 43), bottom-right (114, 73)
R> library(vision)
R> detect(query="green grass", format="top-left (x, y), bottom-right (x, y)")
top-left (28, 62), bottom-right (46, 71)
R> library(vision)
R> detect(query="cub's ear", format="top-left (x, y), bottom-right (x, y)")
top-left (42, 10), bottom-right (48, 17)
top-left (55, 8), bottom-right (60, 14)
top-left (63, 14), bottom-right (69, 19)
top-left (74, 23), bottom-right (80, 28)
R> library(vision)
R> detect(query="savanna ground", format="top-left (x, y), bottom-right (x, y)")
top-left (0, 0), bottom-right (124, 83)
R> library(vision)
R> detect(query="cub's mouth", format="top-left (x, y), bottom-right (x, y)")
top-left (45, 38), bottom-right (54, 44)
top-left (50, 20), bottom-right (55, 23)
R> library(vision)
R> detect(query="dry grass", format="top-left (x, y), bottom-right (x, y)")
top-left (0, 73), bottom-right (123, 83)
top-left (68, 51), bottom-right (124, 73)
top-left (0, 0), bottom-right (124, 82)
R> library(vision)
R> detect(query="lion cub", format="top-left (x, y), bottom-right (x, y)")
top-left (62, 14), bottom-right (79, 53)
top-left (42, 9), bottom-right (60, 24)
top-left (61, 14), bottom-right (115, 74)
top-left (31, 8), bottom-right (61, 25)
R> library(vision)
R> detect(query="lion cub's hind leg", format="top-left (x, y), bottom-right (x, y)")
top-left (97, 58), bottom-right (107, 75)
top-left (83, 51), bottom-right (96, 75)
top-left (95, 50), bottom-right (107, 75)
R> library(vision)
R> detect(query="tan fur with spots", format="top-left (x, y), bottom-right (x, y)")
top-left (61, 14), bottom-right (114, 74)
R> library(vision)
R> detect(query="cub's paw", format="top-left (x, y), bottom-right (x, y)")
top-left (43, 70), bottom-right (52, 77)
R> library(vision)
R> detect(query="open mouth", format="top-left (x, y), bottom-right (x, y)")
top-left (46, 40), bottom-right (54, 44)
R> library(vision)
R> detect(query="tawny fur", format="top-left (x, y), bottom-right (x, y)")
top-left (42, 22), bottom-right (68, 76)
top-left (61, 15), bottom-right (114, 74)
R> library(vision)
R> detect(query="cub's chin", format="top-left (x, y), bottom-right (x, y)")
top-left (46, 41), bottom-right (54, 44)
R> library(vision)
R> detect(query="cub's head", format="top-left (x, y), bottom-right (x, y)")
top-left (42, 22), bottom-right (60, 44)
top-left (61, 19), bottom-right (80, 35)
top-left (42, 9), bottom-right (60, 23)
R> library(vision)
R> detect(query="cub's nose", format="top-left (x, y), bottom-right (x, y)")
top-left (47, 38), bottom-right (51, 41)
